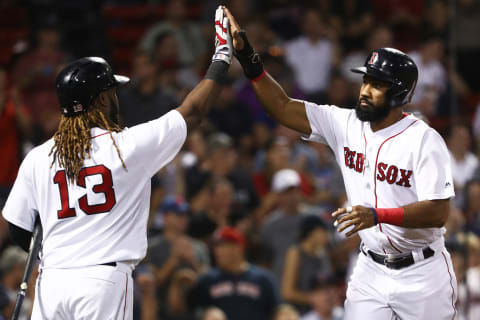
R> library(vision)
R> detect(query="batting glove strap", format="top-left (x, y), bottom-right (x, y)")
top-left (212, 6), bottom-right (233, 65)
top-left (234, 31), bottom-right (264, 80)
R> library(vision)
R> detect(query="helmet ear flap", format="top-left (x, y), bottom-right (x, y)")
top-left (389, 78), bottom-right (418, 107)
top-left (406, 79), bottom-right (417, 104)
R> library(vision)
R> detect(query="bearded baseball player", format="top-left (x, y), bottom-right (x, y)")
top-left (1, 6), bottom-right (232, 319)
top-left (225, 8), bottom-right (457, 320)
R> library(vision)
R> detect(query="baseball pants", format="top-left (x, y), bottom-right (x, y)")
top-left (31, 262), bottom-right (133, 320)
top-left (344, 246), bottom-right (457, 320)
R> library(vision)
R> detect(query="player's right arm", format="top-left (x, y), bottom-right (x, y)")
top-left (7, 221), bottom-right (32, 252)
top-left (224, 8), bottom-right (312, 135)
top-left (177, 6), bottom-right (232, 131)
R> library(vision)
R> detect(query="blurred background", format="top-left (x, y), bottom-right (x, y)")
top-left (0, 0), bottom-right (480, 319)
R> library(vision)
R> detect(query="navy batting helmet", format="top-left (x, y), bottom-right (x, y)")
top-left (351, 48), bottom-right (418, 108)
top-left (56, 57), bottom-right (129, 117)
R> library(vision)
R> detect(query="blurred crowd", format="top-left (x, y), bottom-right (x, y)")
top-left (1, 0), bottom-right (480, 319)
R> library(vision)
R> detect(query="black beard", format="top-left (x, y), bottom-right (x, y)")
top-left (355, 98), bottom-right (391, 122)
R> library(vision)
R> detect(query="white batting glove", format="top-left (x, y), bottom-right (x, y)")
top-left (212, 6), bottom-right (233, 65)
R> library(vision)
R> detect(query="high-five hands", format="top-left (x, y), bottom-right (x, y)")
top-left (223, 7), bottom-right (264, 80)
top-left (332, 205), bottom-right (376, 237)
top-left (213, 6), bottom-right (233, 65)
top-left (224, 7), bottom-right (244, 51)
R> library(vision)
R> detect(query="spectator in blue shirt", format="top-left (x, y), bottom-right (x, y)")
top-left (169, 226), bottom-right (281, 320)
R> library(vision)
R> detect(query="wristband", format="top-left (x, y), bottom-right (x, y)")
top-left (375, 207), bottom-right (404, 226)
top-left (234, 31), bottom-right (265, 79)
top-left (250, 70), bottom-right (267, 83)
top-left (205, 61), bottom-right (229, 83)
top-left (370, 208), bottom-right (378, 225)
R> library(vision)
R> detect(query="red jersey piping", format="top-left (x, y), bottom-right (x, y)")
top-left (373, 119), bottom-right (418, 253)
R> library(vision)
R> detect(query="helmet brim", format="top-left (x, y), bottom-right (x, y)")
top-left (114, 74), bottom-right (130, 85)
top-left (350, 66), bottom-right (394, 84)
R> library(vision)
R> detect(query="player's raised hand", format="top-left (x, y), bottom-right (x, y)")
top-left (223, 7), bottom-right (264, 80)
top-left (212, 6), bottom-right (233, 65)
top-left (224, 7), bottom-right (244, 50)
top-left (332, 205), bottom-right (376, 237)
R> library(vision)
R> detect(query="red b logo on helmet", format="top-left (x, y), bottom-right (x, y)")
top-left (368, 52), bottom-right (378, 65)
top-left (72, 104), bottom-right (83, 112)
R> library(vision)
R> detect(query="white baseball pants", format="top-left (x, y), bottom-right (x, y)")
top-left (345, 247), bottom-right (457, 320)
top-left (31, 262), bottom-right (133, 320)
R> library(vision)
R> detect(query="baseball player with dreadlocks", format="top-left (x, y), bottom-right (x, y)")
top-left (1, 6), bottom-right (232, 319)
top-left (225, 8), bottom-right (457, 320)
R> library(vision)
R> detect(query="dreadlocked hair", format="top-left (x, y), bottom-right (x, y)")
top-left (49, 109), bottom-right (126, 183)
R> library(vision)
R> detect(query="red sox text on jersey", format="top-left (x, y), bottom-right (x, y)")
top-left (343, 147), bottom-right (413, 188)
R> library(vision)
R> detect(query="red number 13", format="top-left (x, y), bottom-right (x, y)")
top-left (53, 165), bottom-right (116, 219)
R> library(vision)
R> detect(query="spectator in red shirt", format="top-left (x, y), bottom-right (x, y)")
top-left (0, 67), bottom-right (32, 203)
top-left (13, 25), bottom-right (66, 142)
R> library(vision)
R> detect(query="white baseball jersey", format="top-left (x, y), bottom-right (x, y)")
top-left (303, 101), bottom-right (455, 254)
top-left (2, 109), bottom-right (187, 269)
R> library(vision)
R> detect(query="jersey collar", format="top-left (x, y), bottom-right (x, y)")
top-left (365, 113), bottom-right (417, 139)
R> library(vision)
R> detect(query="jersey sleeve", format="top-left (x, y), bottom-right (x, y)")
top-left (414, 128), bottom-right (455, 201)
top-left (2, 151), bottom-right (38, 232)
top-left (302, 101), bottom-right (351, 151)
top-left (122, 110), bottom-right (187, 177)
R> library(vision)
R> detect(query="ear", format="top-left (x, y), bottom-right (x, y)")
top-left (98, 91), bottom-right (109, 106)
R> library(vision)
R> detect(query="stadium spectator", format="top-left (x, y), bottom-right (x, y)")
top-left (202, 307), bottom-right (227, 320)
top-left (119, 50), bottom-right (178, 127)
top-left (151, 31), bottom-right (194, 103)
top-left (408, 34), bottom-right (448, 116)
top-left (330, 0), bottom-right (374, 52)
top-left (253, 137), bottom-right (312, 200)
top-left (140, 0), bottom-right (206, 69)
top-left (148, 196), bottom-right (210, 319)
top-left (207, 178), bottom-right (235, 228)
top-left (299, 276), bottom-right (344, 320)
top-left (0, 246), bottom-right (33, 320)
top-left (0, 68), bottom-right (32, 207)
top-left (169, 226), bottom-right (281, 320)
top-left (133, 266), bottom-right (157, 320)
top-left (0, 69), bottom-right (31, 252)
top-left (341, 25), bottom-right (394, 85)
top-left (464, 178), bottom-right (480, 236)
top-left (371, 0), bottom-right (424, 50)
top-left (261, 169), bottom-right (306, 280)
top-left (282, 215), bottom-right (333, 313)
top-left (447, 122), bottom-right (479, 207)
top-left (308, 142), bottom-right (346, 213)
top-left (12, 24), bottom-right (66, 143)
top-left (273, 304), bottom-right (300, 320)
top-left (317, 71), bottom-right (357, 108)
top-left (274, 125), bottom-right (317, 176)
top-left (186, 133), bottom-right (259, 214)
top-left (449, 233), bottom-right (480, 320)
top-left (454, 0), bottom-right (480, 91)
top-left (423, 0), bottom-right (449, 39)
top-left (284, 7), bottom-right (339, 103)
top-left (236, 51), bottom-right (300, 128)
top-left (208, 77), bottom-right (254, 140)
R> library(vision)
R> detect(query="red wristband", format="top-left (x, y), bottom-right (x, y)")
top-left (250, 70), bottom-right (266, 83)
top-left (376, 207), bottom-right (404, 226)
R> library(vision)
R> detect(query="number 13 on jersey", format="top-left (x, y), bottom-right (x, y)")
top-left (53, 165), bottom-right (116, 219)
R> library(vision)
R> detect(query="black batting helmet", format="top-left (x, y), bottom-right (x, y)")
top-left (351, 48), bottom-right (418, 108)
top-left (56, 57), bottom-right (129, 117)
